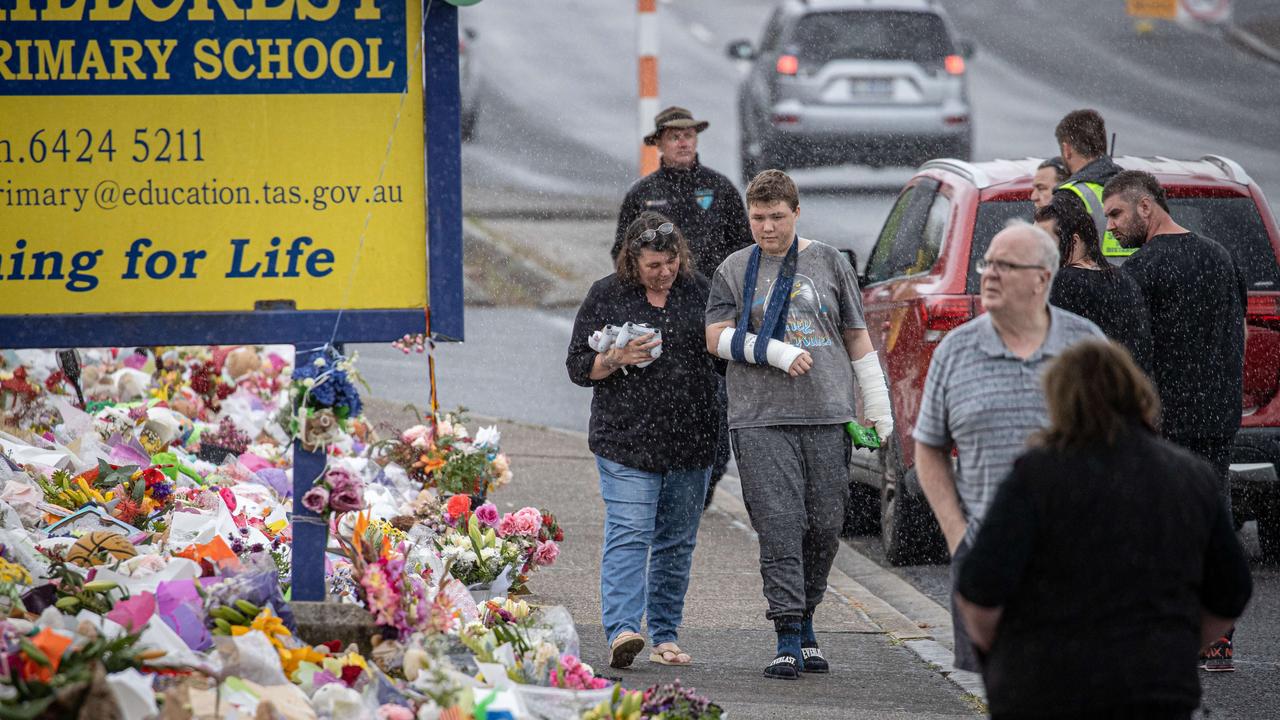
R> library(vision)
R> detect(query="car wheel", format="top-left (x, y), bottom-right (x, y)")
top-left (880, 436), bottom-right (948, 566)
top-left (842, 472), bottom-right (880, 537)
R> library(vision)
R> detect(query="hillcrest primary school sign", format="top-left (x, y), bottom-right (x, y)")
top-left (0, 0), bottom-right (465, 345)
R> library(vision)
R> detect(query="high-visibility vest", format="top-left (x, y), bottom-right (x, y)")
top-left (1059, 180), bottom-right (1136, 258)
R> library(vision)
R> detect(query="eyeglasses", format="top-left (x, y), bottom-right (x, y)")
top-left (633, 222), bottom-right (675, 246)
top-left (976, 258), bottom-right (1046, 275)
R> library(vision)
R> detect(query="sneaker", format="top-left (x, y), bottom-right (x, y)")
top-left (1200, 635), bottom-right (1234, 672)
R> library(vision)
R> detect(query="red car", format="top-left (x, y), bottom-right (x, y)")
top-left (844, 155), bottom-right (1280, 565)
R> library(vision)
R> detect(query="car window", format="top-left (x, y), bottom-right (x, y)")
top-left (792, 10), bottom-right (956, 65)
top-left (865, 187), bottom-right (915, 285)
top-left (866, 181), bottom-right (940, 285)
top-left (903, 192), bottom-right (951, 276)
top-left (966, 200), bottom-right (1034, 293)
top-left (1169, 197), bottom-right (1280, 291)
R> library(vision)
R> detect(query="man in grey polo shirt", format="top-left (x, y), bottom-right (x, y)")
top-left (914, 221), bottom-right (1103, 671)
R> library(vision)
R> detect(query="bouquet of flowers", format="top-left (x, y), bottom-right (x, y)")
top-left (288, 348), bottom-right (364, 449)
top-left (301, 465), bottom-right (367, 519)
top-left (330, 512), bottom-right (447, 641)
top-left (436, 511), bottom-right (525, 588)
top-left (435, 496), bottom-right (562, 593)
top-left (378, 409), bottom-right (512, 499)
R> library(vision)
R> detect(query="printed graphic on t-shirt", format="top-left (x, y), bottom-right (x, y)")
top-left (754, 274), bottom-right (835, 348)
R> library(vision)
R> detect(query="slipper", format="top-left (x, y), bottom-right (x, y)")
top-left (763, 652), bottom-right (801, 680)
top-left (801, 646), bottom-right (829, 673)
top-left (649, 642), bottom-right (692, 666)
top-left (609, 631), bottom-right (645, 669)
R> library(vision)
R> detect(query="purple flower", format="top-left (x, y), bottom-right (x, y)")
top-left (475, 502), bottom-right (499, 527)
top-left (326, 468), bottom-right (365, 512)
top-left (311, 669), bottom-right (340, 689)
top-left (302, 486), bottom-right (330, 514)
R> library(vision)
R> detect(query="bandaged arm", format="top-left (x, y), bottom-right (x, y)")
top-left (713, 327), bottom-right (804, 373)
top-left (853, 351), bottom-right (893, 441)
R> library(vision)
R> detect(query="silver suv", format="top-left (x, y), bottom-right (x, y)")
top-left (728, 0), bottom-right (974, 184)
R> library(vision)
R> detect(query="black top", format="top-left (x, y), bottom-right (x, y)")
top-left (1049, 266), bottom-right (1153, 374)
top-left (566, 272), bottom-right (720, 473)
top-left (1122, 232), bottom-right (1247, 435)
top-left (958, 429), bottom-right (1252, 717)
top-left (611, 158), bottom-right (754, 279)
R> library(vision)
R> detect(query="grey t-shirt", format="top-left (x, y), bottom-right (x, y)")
top-left (912, 308), bottom-right (1104, 535)
top-left (706, 239), bottom-right (866, 429)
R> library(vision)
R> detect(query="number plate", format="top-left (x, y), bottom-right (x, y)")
top-left (824, 77), bottom-right (894, 102)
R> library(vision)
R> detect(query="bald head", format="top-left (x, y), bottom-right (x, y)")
top-left (996, 220), bottom-right (1060, 273)
top-left (979, 221), bottom-right (1058, 317)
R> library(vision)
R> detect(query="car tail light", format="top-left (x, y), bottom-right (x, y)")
top-left (776, 54), bottom-right (799, 75)
top-left (772, 113), bottom-right (800, 126)
top-left (944, 54), bottom-right (965, 75)
top-left (944, 114), bottom-right (968, 126)
top-left (1247, 294), bottom-right (1280, 330)
top-left (919, 296), bottom-right (974, 342)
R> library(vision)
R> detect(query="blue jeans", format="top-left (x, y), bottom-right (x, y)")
top-left (596, 456), bottom-right (709, 646)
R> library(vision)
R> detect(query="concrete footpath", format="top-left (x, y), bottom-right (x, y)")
top-left (369, 401), bottom-right (983, 719)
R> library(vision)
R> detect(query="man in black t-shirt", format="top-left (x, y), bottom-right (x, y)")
top-left (1103, 169), bottom-right (1247, 671)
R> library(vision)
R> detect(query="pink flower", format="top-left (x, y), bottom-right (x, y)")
top-left (302, 486), bottom-right (330, 514)
top-left (400, 424), bottom-right (434, 450)
top-left (532, 540), bottom-right (559, 567)
top-left (499, 506), bottom-right (542, 538)
top-left (326, 467), bottom-right (365, 512)
top-left (475, 502), bottom-right (499, 527)
top-left (218, 486), bottom-right (237, 512)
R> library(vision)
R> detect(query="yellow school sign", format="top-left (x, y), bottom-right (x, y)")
top-left (0, 0), bottom-right (427, 316)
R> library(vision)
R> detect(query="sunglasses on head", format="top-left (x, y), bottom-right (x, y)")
top-left (632, 222), bottom-right (675, 247)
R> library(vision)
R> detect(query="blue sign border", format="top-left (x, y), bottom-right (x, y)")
top-left (0, 3), bottom-right (464, 349)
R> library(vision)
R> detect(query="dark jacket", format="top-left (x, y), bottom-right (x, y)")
top-left (566, 272), bottom-right (719, 473)
top-left (611, 157), bottom-right (753, 279)
top-left (1065, 154), bottom-right (1123, 188)
top-left (959, 427), bottom-right (1252, 717)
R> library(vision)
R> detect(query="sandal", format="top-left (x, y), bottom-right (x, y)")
top-left (649, 642), bottom-right (692, 666)
top-left (763, 652), bottom-right (801, 680)
top-left (609, 631), bottom-right (645, 669)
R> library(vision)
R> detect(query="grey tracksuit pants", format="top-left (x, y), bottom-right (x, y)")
top-left (731, 424), bottom-right (851, 621)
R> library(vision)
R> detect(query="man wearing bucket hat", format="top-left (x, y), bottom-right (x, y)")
top-left (613, 106), bottom-right (753, 510)
top-left (612, 106), bottom-right (752, 282)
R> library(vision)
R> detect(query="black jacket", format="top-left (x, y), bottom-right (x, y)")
top-left (1065, 154), bottom-right (1123, 188)
top-left (959, 428), bottom-right (1252, 717)
top-left (611, 158), bottom-right (753, 279)
top-left (566, 272), bottom-right (719, 473)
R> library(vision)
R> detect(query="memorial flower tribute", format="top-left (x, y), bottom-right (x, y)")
top-left (0, 344), bottom-right (720, 719)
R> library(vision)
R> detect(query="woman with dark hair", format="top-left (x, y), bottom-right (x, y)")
top-left (956, 339), bottom-right (1252, 720)
top-left (566, 211), bottom-right (719, 670)
top-left (1035, 190), bottom-right (1153, 373)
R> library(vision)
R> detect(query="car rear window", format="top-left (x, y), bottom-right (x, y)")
top-left (965, 197), bottom-right (1280, 293)
top-left (1168, 197), bottom-right (1280, 291)
top-left (792, 11), bottom-right (955, 65)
